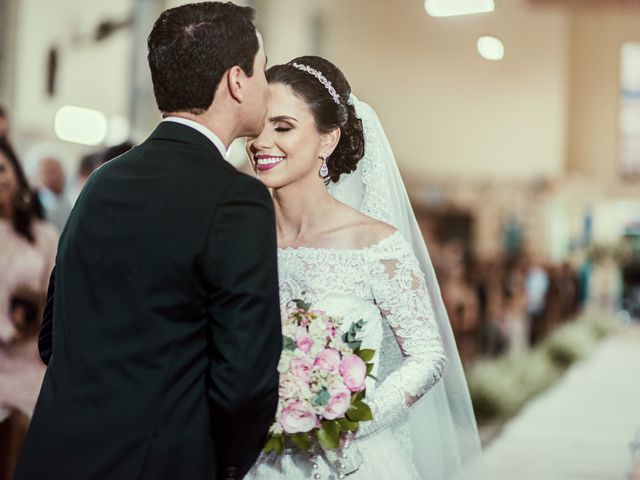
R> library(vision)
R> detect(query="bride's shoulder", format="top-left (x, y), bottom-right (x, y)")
top-left (343, 208), bottom-right (398, 249)
top-left (361, 220), bottom-right (397, 247)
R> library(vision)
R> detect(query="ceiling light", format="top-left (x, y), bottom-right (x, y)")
top-left (477, 36), bottom-right (504, 61)
top-left (55, 105), bottom-right (107, 146)
top-left (425, 0), bottom-right (495, 17)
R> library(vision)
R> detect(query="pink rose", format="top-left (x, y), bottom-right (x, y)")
top-left (314, 348), bottom-right (341, 373)
top-left (290, 357), bottom-right (314, 383)
top-left (295, 328), bottom-right (314, 353)
top-left (339, 354), bottom-right (367, 392)
top-left (279, 401), bottom-right (318, 434)
top-left (323, 383), bottom-right (351, 420)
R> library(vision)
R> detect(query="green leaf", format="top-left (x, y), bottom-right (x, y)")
top-left (317, 420), bottom-right (341, 450)
top-left (292, 298), bottom-right (311, 311)
top-left (337, 417), bottom-right (359, 432)
top-left (357, 349), bottom-right (375, 362)
top-left (283, 336), bottom-right (296, 351)
top-left (290, 432), bottom-right (312, 451)
top-left (352, 391), bottom-right (364, 403)
top-left (263, 435), bottom-right (284, 455)
top-left (312, 389), bottom-right (330, 406)
top-left (346, 400), bottom-right (373, 422)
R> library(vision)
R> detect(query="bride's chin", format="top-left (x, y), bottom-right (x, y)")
top-left (261, 175), bottom-right (298, 191)
top-left (254, 173), bottom-right (283, 189)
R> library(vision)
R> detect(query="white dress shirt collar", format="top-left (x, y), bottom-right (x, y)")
top-left (162, 116), bottom-right (227, 160)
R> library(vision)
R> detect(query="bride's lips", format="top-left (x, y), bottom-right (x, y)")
top-left (254, 154), bottom-right (286, 171)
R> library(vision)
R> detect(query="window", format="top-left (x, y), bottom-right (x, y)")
top-left (620, 42), bottom-right (640, 176)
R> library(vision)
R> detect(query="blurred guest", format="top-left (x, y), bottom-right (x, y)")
top-left (441, 241), bottom-right (480, 364)
top-left (481, 261), bottom-right (508, 357)
top-left (0, 288), bottom-right (45, 480)
top-left (100, 141), bottom-right (134, 164)
top-left (35, 156), bottom-right (71, 231)
top-left (0, 107), bottom-right (9, 143)
top-left (67, 142), bottom-right (135, 206)
top-left (67, 152), bottom-right (102, 206)
top-left (503, 259), bottom-right (529, 357)
top-left (0, 139), bottom-right (57, 479)
top-left (525, 258), bottom-right (550, 344)
top-left (558, 262), bottom-right (579, 319)
top-left (544, 265), bottom-right (564, 333)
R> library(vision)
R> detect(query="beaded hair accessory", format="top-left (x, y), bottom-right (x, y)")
top-left (291, 63), bottom-right (342, 106)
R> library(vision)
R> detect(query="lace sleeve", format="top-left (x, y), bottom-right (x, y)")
top-left (358, 236), bottom-right (447, 437)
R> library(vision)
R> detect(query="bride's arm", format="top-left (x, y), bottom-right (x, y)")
top-left (358, 240), bottom-right (447, 437)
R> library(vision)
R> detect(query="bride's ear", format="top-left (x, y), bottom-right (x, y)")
top-left (227, 66), bottom-right (244, 103)
top-left (321, 127), bottom-right (341, 156)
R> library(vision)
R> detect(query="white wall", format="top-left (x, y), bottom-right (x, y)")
top-left (256, 0), bottom-right (323, 65)
top-left (6, 0), bottom-right (614, 188)
top-left (322, 0), bottom-right (570, 182)
top-left (11, 0), bottom-right (132, 171)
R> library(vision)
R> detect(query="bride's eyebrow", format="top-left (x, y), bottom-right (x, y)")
top-left (269, 115), bottom-right (298, 123)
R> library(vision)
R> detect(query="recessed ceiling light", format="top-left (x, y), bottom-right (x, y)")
top-left (425, 0), bottom-right (495, 17)
top-left (477, 36), bottom-right (505, 61)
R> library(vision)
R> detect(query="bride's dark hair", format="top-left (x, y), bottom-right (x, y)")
top-left (266, 56), bottom-right (365, 183)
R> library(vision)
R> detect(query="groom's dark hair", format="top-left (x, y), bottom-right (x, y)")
top-left (147, 2), bottom-right (259, 114)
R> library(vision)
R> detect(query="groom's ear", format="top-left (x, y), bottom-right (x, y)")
top-left (227, 66), bottom-right (245, 103)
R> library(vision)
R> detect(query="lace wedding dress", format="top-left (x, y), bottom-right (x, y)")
top-left (248, 95), bottom-right (485, 479)
top-left (247, 230), bottom-right (446, 479)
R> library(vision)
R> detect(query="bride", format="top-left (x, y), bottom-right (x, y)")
top-left (245, 56), bottom-right (485, 480)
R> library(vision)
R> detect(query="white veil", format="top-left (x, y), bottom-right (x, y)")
top-left (327, 95), bottom-right (487, 479)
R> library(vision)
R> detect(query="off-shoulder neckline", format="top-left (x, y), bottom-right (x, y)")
top-left (277, 230), bottom-right (402, 254)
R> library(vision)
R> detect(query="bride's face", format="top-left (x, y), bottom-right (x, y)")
top-left (246, 83), bottom-right (326, 189)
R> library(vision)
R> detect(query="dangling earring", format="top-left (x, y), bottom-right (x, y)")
top-left (319, 154), bottom-right (329, 178)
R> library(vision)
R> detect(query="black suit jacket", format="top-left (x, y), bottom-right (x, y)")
top-left (14, 122), bottom-right (282, 480)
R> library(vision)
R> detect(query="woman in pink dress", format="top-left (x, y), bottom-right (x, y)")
top-left (0, 139), bottom-right (57, 480)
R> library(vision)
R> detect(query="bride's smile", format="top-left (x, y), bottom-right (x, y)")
top-left (254, 154), bottom-right (286, 171)
top-left (246, 82), bottom-right (339, 190)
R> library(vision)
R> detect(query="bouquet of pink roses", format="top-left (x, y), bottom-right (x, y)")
top-left (264, 297), bottom-right (375, 455)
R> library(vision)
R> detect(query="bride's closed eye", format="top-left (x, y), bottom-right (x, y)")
top-left (275, 124), bottom-right (293, 133)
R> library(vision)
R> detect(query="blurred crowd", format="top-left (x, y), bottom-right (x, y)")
top-left (0, 105), bottom-right (132, 479)
top-left (434, 240), bottom-right (583, 364)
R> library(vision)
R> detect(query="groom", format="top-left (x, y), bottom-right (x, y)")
top-left (14, 3), bottom-right (281, 480)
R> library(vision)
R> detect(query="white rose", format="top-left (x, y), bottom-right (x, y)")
top-left (278, 350), bottom-right (294, 373)
top-left (309, 317), bottom-right (328, 339)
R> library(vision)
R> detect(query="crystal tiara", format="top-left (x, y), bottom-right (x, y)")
top-left (291, 62), bottom-right (342, 106)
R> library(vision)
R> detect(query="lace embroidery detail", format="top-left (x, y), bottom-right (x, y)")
top-left (358, 238), bottom-right (446, 436)
top-left (248, 231), bottom-right (445, 479)
top-left (327, 100), bottom-right (395, 225)
top-left (277, 231), bottom-right (446, 437)
top-left (359, 105), bottom-right (394, 225)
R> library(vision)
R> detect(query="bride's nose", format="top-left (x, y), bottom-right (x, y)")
top-left (250, 132), bottom-right (273, 152)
